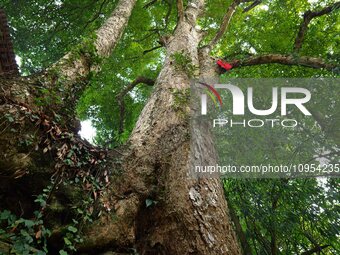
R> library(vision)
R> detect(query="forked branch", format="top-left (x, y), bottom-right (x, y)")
top-left (116, 77), bottom-right (155, 133)
top-left (294, 1), bottom-right (340, 52)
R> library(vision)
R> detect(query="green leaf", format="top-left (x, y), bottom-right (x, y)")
top-left (24, 219), bottom-right (35, 228)
top-left (67, 226), bottom-right (78, 233)
top-left (63, 237), bottom-right (72, 246)
top-left (59, 250), bottom-right (68, 255)
top-left (0, 210), bottom-right (12, 220)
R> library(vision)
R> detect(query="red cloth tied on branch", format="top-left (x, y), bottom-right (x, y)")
top-left (216, 59), bottom-right (233, 71)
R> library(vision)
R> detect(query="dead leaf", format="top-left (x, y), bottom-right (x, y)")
top-left (35, 229), bottom-right (42, 239)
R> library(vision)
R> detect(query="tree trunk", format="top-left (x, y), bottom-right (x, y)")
top-left (108, 1), bottom-right (241, 253)
top-left (51, 0), bottom-right (137, 85)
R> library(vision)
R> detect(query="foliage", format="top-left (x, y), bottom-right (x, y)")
top-left (76, 0), bottom-right (169, 146)
top-left (171, 51), bottom-right (197, 77)
top-left (0, 97), bottom-right (111, 254)
top-left (224, 178), bottom-right (340, 254)
top-left (171, 88), bottom-right (190, 118)
top-left (0, 177), bottom-right (98, 254)
top-left (0, 186), bottom-right (52, 255)
top-left (2, 0), bottom-right (118, 74)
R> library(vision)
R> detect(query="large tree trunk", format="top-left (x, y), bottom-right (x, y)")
top-left (106, 1), bottom-right (241, 253)
top-left (0, 0), bottom-right (242, 254)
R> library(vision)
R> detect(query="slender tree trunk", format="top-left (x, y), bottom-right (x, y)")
top-left (51, 0), bottom-right (137, 85)
top-left (226, 197), bottom-right (253, 255)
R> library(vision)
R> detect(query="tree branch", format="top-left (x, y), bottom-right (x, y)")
top-left (39, 0), bottom-right (137, 116)
top-left (294, 2), bottom-right (340, 52)
top-left (301, 245), bottom-right (330, 255)
top-left (177, 0), bottom-right (184, 21)
top-left (117, 77), bottom-right (155, 100)
top-left (95, 0), bottom-right (137, 57)
top-left (143, 45), bottom-right (163, 55)
top-left (81, 0), bottom-right (109, 31)
top-left (206, 0), bottom-right (261, 48)
top-left (116, 77), bottom-right (155, 133)
top-left (226, 54), bottom-right (337, 72)
top-left (207, 0), bottom-right (241, 48)
top-left (243, 0), bottom-right (261, 13)
top-left (224, 194), bottom-right (253, 255)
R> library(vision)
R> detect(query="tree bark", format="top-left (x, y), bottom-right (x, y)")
top-left (228, 54), bottom-right (337, 72)
top-left (98, 0), bottom-right (242, 253)
top-left (0, 0), bottom-right (137, 251)
top-left (51, 0), bottom-right (137, 86)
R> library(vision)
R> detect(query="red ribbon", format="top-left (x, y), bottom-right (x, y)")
top-left (217, 60), bottom-right (233, 71)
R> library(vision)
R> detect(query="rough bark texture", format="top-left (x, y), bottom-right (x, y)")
top-left (0, 3), bottom-right (138, 253)
top-left (49, 0), bottom-right (137, 87)
top-left (108, 0), bottom-right (242, 253)
top-left (0, 0), bottom-right (137, 181)
top-left (228, 54), bottom-right (337, 72)
top-left (117, 77), bottom-right (155, 134)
